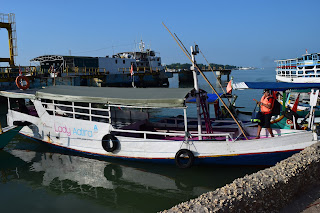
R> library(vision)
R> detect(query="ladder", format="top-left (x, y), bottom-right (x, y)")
top-left (199, 93), bottom-right (213, 134)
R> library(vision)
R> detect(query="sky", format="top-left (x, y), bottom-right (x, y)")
top-left (1, 0), bottom-right (320, 68)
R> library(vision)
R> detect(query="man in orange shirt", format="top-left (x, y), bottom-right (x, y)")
top-left (254, 89), bottom-right (274, 139)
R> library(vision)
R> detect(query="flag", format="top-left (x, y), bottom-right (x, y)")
top-left (306, 49), bottom-right (308, 54)
top-left (292, 94), bottom-right (300, 112)
top-left (130, 64), bottom-right (134, 76)
top-left (226, 80), bottom-right (232, 94)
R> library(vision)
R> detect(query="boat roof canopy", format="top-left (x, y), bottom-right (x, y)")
top-left (0, 86), bottom-right (193, 108)
top-left (233, 82), bottom-right (320, 91)
top-left (0, 89), bottom-right (37, 99)
top-left (187, 93), bottom-right (222, 103)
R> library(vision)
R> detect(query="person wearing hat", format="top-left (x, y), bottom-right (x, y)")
top-left (253, 89), bottom-right (274, 139)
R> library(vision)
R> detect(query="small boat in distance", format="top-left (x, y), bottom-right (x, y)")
top-left (275, 52), bottom-right (320, 83)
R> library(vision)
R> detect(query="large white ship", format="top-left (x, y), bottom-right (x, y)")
top-left (275, 52), bottom-right (320, 83)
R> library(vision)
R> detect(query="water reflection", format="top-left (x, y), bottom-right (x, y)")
top-left (0, 138), bottom-right (261, 212)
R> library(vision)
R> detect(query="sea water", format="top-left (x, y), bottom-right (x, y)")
top-left (0, 68), bottom-right (275, 213)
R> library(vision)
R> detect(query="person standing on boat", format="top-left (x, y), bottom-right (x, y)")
top-left (254, 89), bottom-right (274, 139)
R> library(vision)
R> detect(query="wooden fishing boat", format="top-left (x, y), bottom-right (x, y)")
top-left (0, 84), bottom-right (319, 168)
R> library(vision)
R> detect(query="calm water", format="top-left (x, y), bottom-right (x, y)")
top-left (0, 68), bottom-right (275, 212)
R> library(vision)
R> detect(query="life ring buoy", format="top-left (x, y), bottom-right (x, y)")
top-left (15, 76), bottom-right (30, 90)
top-left (175, 149), bottom-right (195, 168)
top-left (102, 134), bottom-right (119, 152)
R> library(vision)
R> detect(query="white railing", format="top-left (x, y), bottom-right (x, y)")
top-left (42, 102), bottom-right (111, 123)
top-left (112, 128), bottom-right (233, 141)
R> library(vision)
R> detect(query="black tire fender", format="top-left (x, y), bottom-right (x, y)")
top-left (175, 149), bottom-right (195, 168)
top-left (102, 134), bottom-right (119, 152)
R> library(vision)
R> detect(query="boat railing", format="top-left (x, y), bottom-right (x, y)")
top-left (42, 102), bottom-right (111, 123)
top-left (0, 66), bottom-right (37, 77)
top-left (72, 67), bottom-right (108, 76)
top-left (112, 128), bottom-right (234, 142)
top-left (149, 116), bottom-right (238, 128)
top-left (0, 66), bottom-right (110, 77)
top-left (118, 67), bottom-right (161, 74)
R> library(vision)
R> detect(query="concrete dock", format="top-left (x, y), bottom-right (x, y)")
top-left (161, 142), bottom-right (320, 212)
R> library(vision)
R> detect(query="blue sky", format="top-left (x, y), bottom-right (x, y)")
top-left (1, 0), bottom-right (320, 68)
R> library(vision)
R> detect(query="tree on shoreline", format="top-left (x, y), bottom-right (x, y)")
top-left (166, 63), bottom-right (237, 70)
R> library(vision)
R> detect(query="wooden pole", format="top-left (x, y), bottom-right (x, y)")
top-left (162, 22), bottom-right (248, 140)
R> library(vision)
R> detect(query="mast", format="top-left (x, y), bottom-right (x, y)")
top-left (190, 45), bottom-right (202, 140)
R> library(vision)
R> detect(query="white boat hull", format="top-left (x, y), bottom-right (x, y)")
top-left (276, 75), bottom-right (320, 83)
top-left (5, 94), bottom-right (318, 166)
top-left (11, 106), bottom-right (317, 166)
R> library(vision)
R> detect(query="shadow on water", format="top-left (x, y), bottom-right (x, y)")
top-left (0, 135), bottom-right (263, 213)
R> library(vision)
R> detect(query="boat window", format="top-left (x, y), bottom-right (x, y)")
top-left (10, 98), bottom-right (28, 114)
top-left (306, 70), bottom-right (314, 73)
top-left (41, 100), bottom-right (112, 123)
top-left (312, 54), bottom-right (318, 60)
top-left (123, 60), bottom-right (125, 64)
top-left (9, 98), bottom-right (38, 117)
top-left (110, 107), bottom-right (149, 128)
top-left (115, 59), bottom-right (118, 64)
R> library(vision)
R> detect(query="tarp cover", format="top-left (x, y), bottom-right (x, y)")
top-left (35, 86), bottom-right (193, 108)
top-left (0, 89), bottom-right (37, 99)
top-left (233, 82), bottom-right (320, 91)
top-left (187, 93), bottom-right (222, 103)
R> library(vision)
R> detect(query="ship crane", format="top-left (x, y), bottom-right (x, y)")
top-left (0, 13), bottom-right (17, 67)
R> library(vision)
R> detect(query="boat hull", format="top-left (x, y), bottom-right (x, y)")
top-left (18, 126), bottom-right (315, 166)
top-left (276, 75), bottom-right (320, 83)
top-left (5, 97), bottom-right (319, 167)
